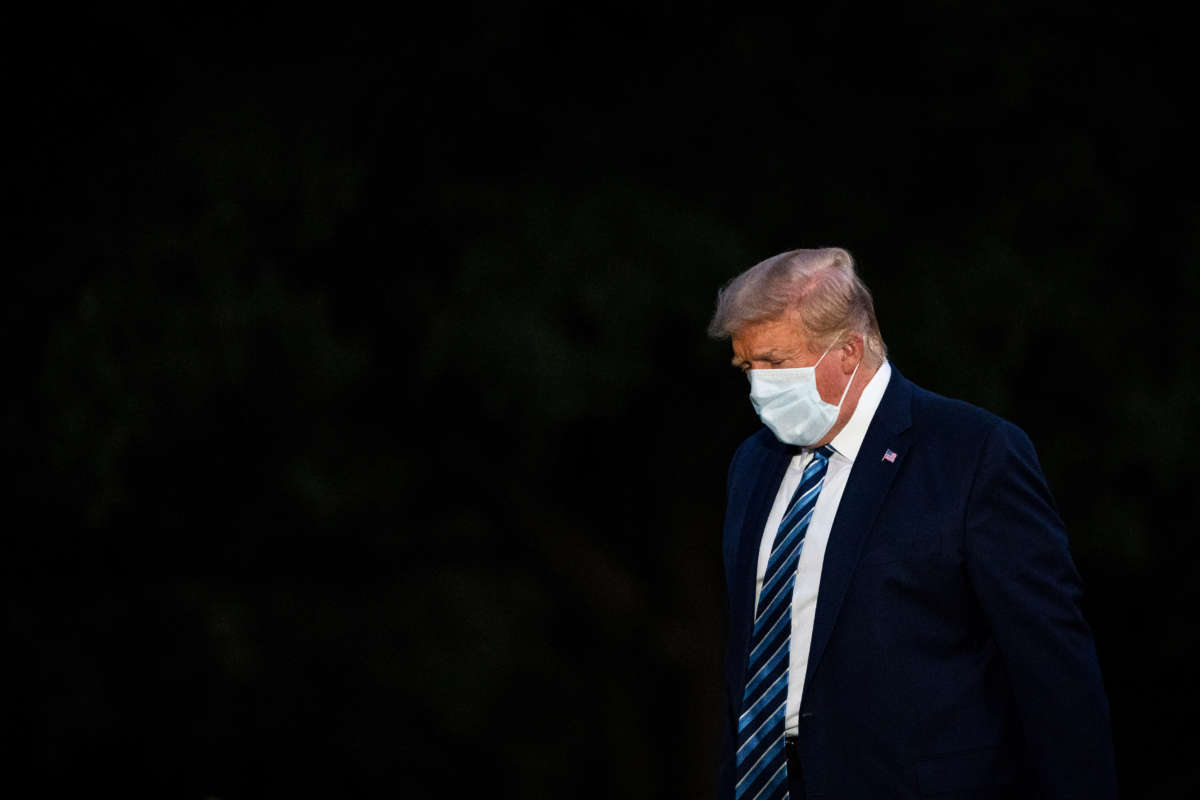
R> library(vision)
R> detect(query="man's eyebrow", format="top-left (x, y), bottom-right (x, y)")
top-left (730, 350), bottom-right (779, 367)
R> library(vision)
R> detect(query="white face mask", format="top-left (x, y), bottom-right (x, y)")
top-left (747, 343), bottom-right (861, 446)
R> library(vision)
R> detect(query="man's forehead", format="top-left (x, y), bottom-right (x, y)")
top-left (732, 316), bottom-right (809, 353)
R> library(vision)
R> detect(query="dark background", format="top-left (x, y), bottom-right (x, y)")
top-left (10, 3), bottom-right (1197, 797)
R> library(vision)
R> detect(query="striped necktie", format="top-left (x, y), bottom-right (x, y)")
top-left (735, 445), bottom-right (834, 800)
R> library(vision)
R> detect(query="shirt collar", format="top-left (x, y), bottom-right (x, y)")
top-left (826, 360), bottom-right (892, 463)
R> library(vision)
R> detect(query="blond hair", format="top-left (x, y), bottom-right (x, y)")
top-left (707, 247), bottom-right (886, 362)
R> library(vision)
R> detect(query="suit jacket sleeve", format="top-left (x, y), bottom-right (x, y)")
top-left (717, 436), bottom-right (754, 800)
top-left (964, 419), bottom-right (1117, 798)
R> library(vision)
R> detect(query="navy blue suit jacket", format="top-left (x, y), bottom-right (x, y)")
top-left (718, 367), bottom-right (1116, 798)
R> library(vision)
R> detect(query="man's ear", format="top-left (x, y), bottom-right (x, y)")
top-left (840, 334), bottom-right (862, 374)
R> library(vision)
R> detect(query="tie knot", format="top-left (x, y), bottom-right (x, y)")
top-left (813, 444), bottom-right (835, 462)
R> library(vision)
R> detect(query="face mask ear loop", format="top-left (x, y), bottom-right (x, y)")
top-left (834, 349), bottom-right (863, 408)
top-left (814, 340), bottom-right (836, 366)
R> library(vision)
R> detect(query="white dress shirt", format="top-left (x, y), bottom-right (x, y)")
top-left (753, 360), bottom-right (892, 735)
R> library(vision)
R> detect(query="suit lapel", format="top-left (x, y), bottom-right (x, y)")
top-left (727, 435), bottom-right (794, 708)
top-left (802, 369), bottom-right (914, 693)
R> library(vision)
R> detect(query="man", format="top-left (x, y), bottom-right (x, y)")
top-left (709, 248), bottom-right (1115, 799)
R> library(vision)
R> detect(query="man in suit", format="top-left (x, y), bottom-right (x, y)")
top-left (709, 248), bottom-right (1115, 799)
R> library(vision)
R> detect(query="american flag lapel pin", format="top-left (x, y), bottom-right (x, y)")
top-left (882, 449), bottom-right (897, 463)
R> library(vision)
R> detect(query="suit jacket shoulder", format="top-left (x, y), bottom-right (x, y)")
top-left (908, 378), bottom-right (1005, 440)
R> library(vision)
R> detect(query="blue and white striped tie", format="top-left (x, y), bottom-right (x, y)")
top-left (735, 445), bottom-right (833, 800)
